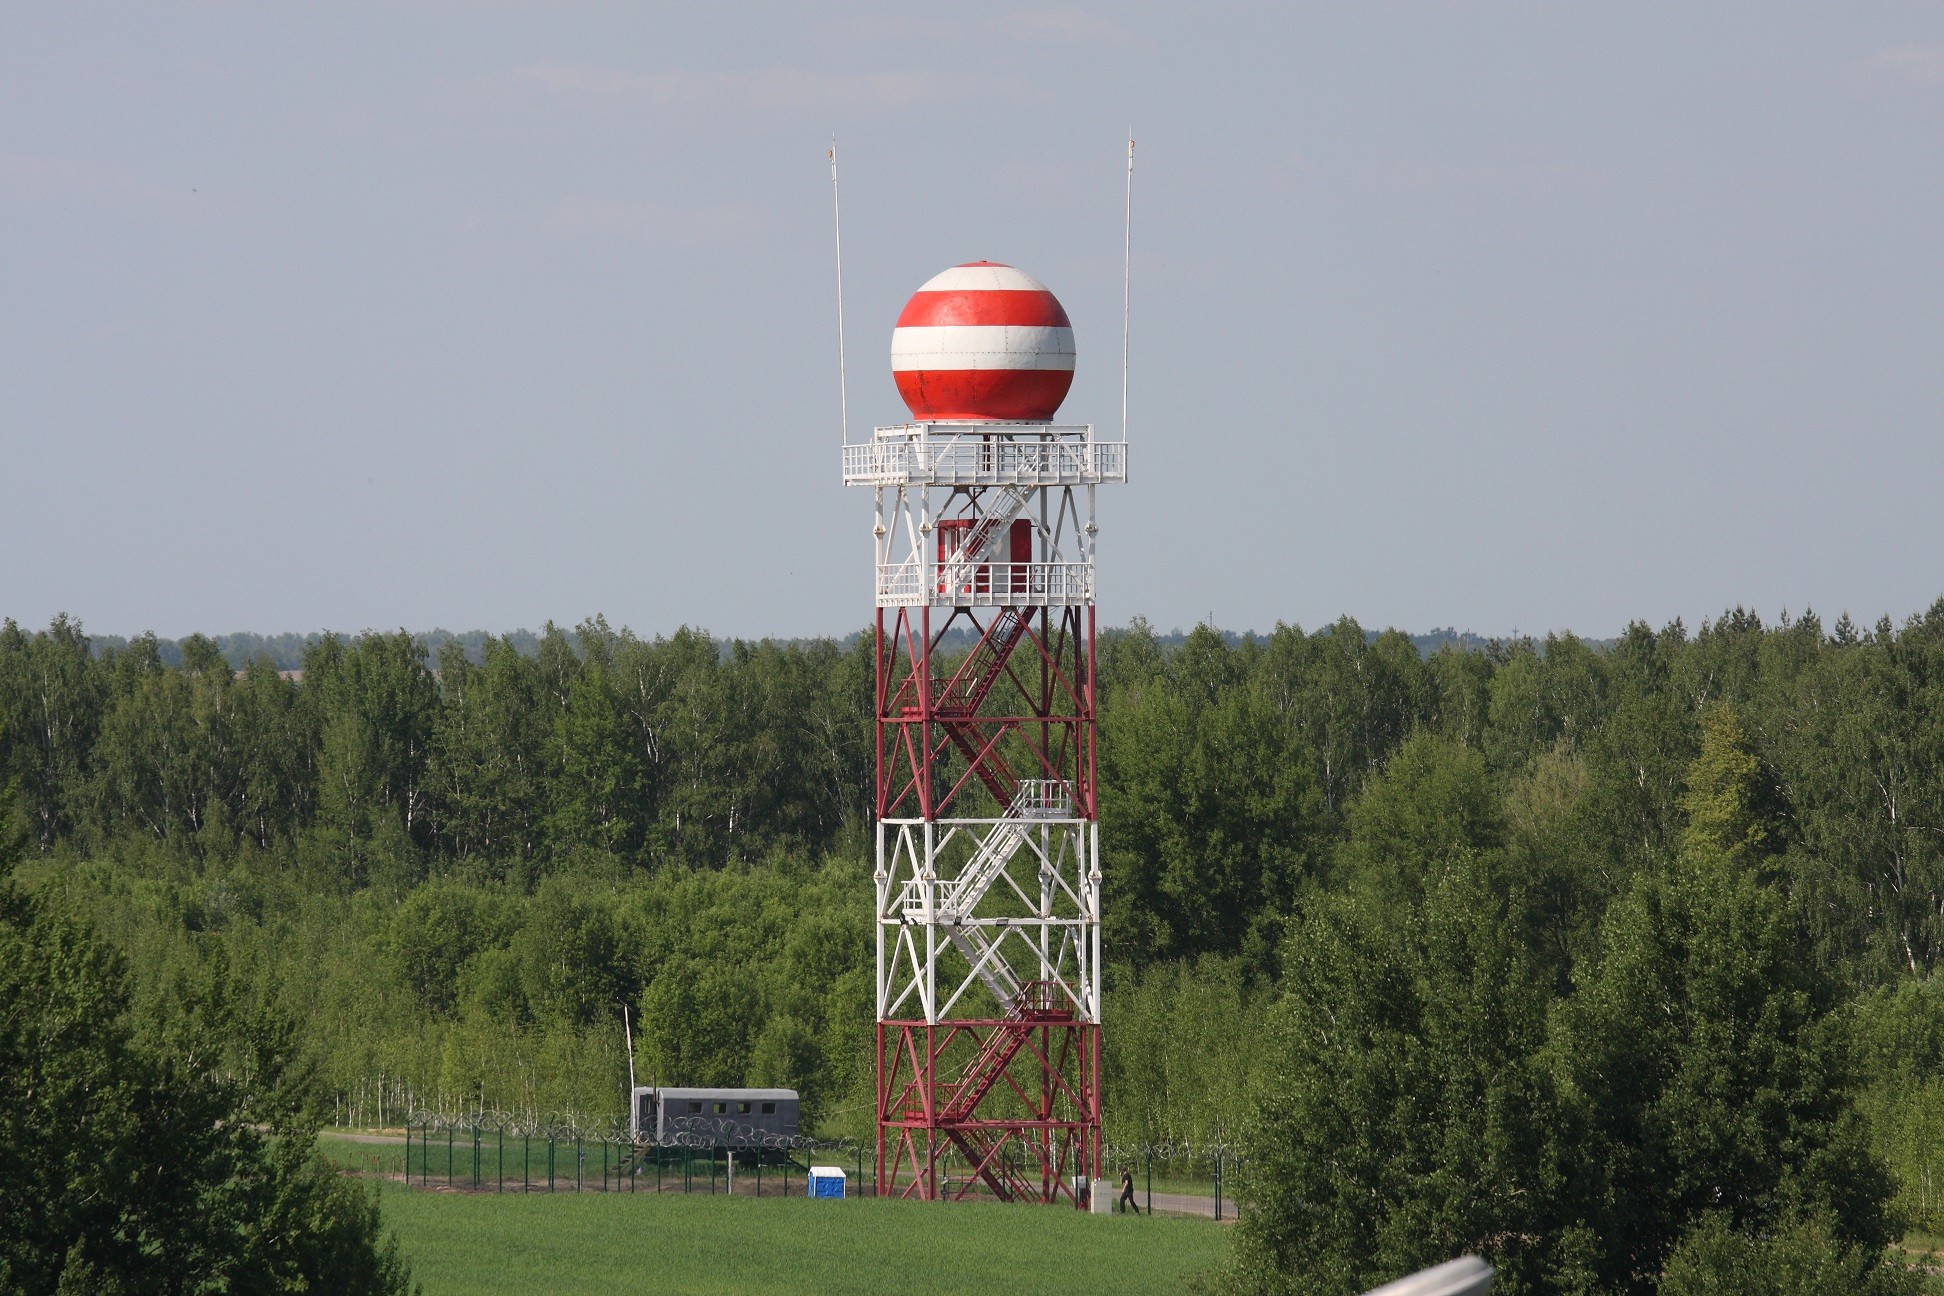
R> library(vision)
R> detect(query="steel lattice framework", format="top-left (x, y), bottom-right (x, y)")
top-left (843, 420), bottom-right (1126, 1205)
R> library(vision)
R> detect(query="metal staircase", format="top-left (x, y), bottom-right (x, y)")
top-left (935, 485), bottom-right (1036, 598)
top-left (939, 785), bottom-right (1055, 916)
top-left (937, 983), bottom-right (1078, 1201)
top-left (931, 609), bottom-right (1032, 805)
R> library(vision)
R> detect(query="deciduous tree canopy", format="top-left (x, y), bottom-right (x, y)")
top-left (0, 805), bottom-right (411, 1296)
top-left (10, 604), bottom-right (1944, 1292)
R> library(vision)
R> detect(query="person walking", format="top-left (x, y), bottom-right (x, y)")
top-left (1118, 1167), bottom-right (1139, 1214)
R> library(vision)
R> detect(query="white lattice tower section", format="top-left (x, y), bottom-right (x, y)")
top-left (844, 422), bottom-right (1125, 1029)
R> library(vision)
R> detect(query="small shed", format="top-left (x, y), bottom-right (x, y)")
top-left (807, 1166), bottom-right (847, 1199)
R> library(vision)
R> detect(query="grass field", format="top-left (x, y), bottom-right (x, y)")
top-left (372, 1182), bottom-right (1229, 1295)
top-left (1896, 1234), bottom-right (1944, 1293)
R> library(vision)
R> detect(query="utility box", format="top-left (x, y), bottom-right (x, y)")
top-left (808, 1166), bottom-right (846, 1199)
top-left (1091, 1178), bottom-right (1115, 1215)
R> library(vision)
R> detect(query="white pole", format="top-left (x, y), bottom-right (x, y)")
top-left (830, 138), bottom-right (851, 445)
top-left (622, 1006), bottom-right (638, 1138)
top-left (1120, 133), bottom-right (1135, 445)
top-left (623, 1005), bottom-right (637, 1094)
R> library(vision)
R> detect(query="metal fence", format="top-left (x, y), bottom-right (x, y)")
top-left (1104, 1142), bottom-right (1245, 1220)
top-left (367, 1118), bottom-right (1240, 1216)
top-left (399, 1118), bottom-right (876, 1198)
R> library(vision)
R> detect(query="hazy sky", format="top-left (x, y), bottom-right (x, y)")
top-left (5, 4), bottom-right (1942, 642)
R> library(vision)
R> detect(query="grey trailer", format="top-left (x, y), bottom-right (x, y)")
top-left (630, 1086), bottom-right (800, 1148)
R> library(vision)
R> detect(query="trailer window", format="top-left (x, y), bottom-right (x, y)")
top-left (736, 1102), bottom-right (751, 1114)
top-left (687, 1102), bottom-right (702, 1114)
top-left (713, 1102), bottom-right (727, 1114)
top-left (761, 1102), bottom-right (776, 1115)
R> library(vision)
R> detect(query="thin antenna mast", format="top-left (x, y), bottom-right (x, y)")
top-left (830, 137), bottom-right (851, 444)
top-left (1120, 132), bottom-right (1135, 443)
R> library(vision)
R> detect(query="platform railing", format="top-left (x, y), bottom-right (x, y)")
top-left (843, 437), bottom-right (1126, 486)
top-left (1012, 780), bottom-right (1073, 819)
top-left (876, 561), bottom-right (1093, 607)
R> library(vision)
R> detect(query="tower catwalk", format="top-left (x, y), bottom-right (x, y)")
top-left (842, 261), bottom-right (1127, 1205)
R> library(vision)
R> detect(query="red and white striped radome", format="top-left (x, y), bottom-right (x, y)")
top-left (891, 262), bottom-right (1075, 422)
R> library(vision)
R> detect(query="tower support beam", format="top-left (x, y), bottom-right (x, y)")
top-left (852, 419), bottom-right (1121, 1205)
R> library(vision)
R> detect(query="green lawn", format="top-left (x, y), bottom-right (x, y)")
top-left (372, 1183), bottom-right (1228, 1295)
top-left (320, 1134), bottom-right (408, 1177)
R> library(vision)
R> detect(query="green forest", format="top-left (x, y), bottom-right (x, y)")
top-left (9, 605), bottom-right (1944, 1292)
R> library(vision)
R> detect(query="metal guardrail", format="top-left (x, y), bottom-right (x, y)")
top-left (1013, 779), bottom-right (1073, 819)
top-left (877, 561), bottom-right (1093, 607)
top-left (843, 436), bottom-right (1127, 486)
top-left (391, 1116), bottom-right (874, 1198)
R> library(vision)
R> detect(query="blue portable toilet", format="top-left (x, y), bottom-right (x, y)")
top-left (808, 1166), bottom-right (846, 1199)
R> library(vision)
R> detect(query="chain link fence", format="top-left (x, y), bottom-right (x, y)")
top-left (391, 1111), bottom-right (877, 1198)
top-left (1103, 1141), bottom-right (1244, 1219)
top-left (333, 1108), bottom-right (1241, 1215)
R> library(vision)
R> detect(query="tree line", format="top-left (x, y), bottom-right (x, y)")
top-left (11, 604), bottom-right (1944, 1292)
top-left (0, 615), bottom-right (873, 882)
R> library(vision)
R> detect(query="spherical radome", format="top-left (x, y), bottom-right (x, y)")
top-left (890, 262), bottom-right (1075, 422)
